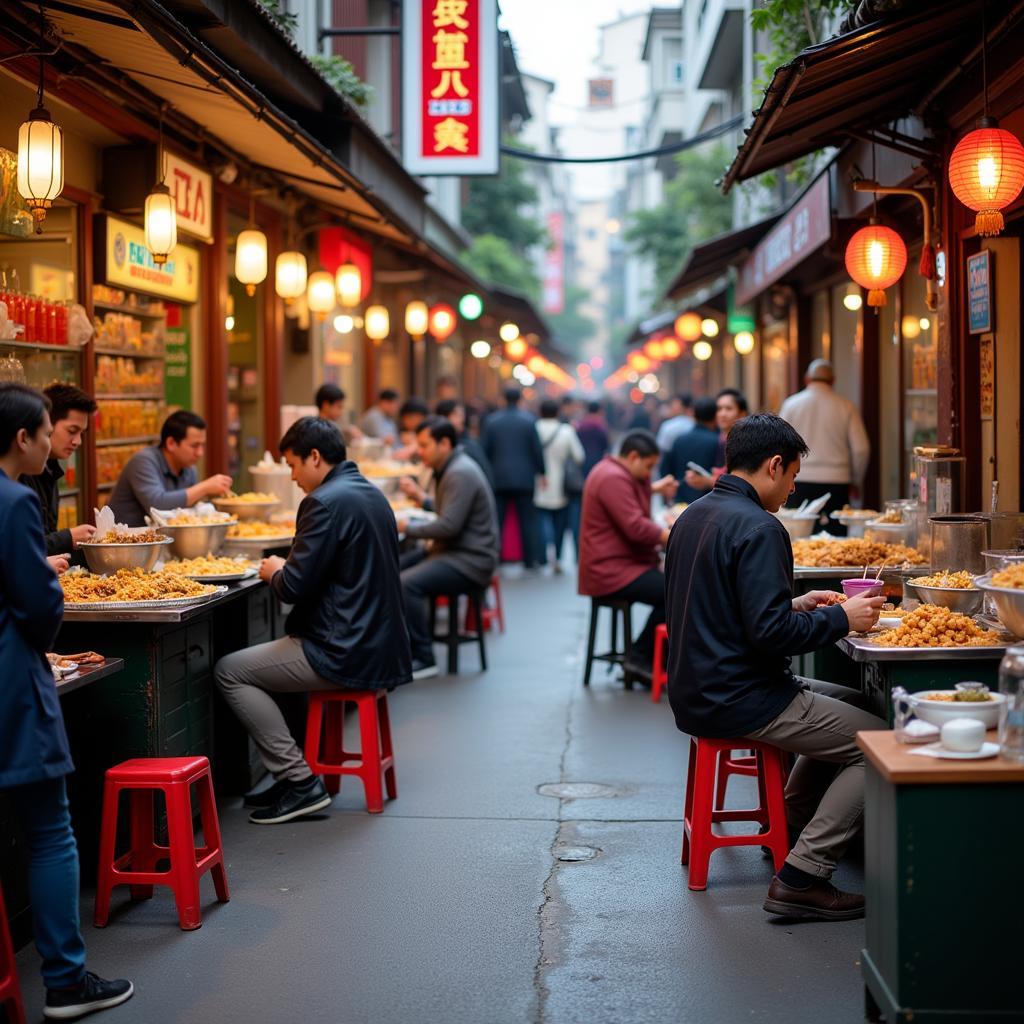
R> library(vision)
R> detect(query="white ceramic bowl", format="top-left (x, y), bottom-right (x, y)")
top-left (776, 513), bottom-right (818, 540)
top-left (909, 690), bottom-right (1004, 729)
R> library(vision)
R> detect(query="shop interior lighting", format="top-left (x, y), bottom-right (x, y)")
top-left (235, 195), bottom-right (268, 297)
top-left (701, 318), bottom-right (720, 338)
top-left (644, 338), bottom-right (665, 361)
top-left (674, 312), bottom-right (702, 342)
top-left (499, 321), bottom-right (520, 343)
top-left (365, 304), bottom-right (390, 342)
top-left (660, 337), bottom-right (682, 360)
top-left (335, 262), bottom-right (362, 308)
top-left (458, 293), bottom-right (483, 320)
top-left (333, 314), bottom-right (354, 334)
top-left (275, 251), bottom-right (307, 301)
top-left (469, 339), bottom-right (491, 359)
top-left (404, 300), bottom-right (428, 338)
top-left (17, 11), bottom-right (64, 233)
top-left (842, 287), bottom-right (863, 311)
top-left (505, 337), bottom-right (528, 360)
top-left (428, 303), bottom-right (457, 342)
top-left (144, 113), bottom-right (176, 267)
top-left (901, 316), bottom-right (922, 340)
top-left (692, 340), bottom-right (713, 361)
top-left (307, 271), bottom-right (336, 319)
top-left (919, 317), bottom-right (931, 330)
top-left (733, 331), bottom-right (755, 355)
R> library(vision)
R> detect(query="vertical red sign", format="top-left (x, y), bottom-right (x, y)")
top-left (543, 211), bottom-right (565, 314)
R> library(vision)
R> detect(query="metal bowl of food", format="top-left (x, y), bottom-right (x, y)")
top-left (157, 521), bottom-right (236, 559)
top-left (79, 536), bottom-right (175, 574)
top-left (904, 577), bottom-right (983, 615)
top-left (975, 573), bottom-right (1024, 638)
top-left (211, 495), bottom-right (282, 521)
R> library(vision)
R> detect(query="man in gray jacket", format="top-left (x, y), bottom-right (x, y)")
top-left (396, 417), bottom-right (499, 678)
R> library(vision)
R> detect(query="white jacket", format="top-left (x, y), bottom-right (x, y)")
top-left (534, 419), bottom-right (585, 509)
top-left (778, 382), bottom-right (870, 484)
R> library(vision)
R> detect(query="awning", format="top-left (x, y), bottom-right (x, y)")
top-left (665, 215), bottom-right (778, 298)
top-left (722, 0), bottom-right (1006, 192)
top-left (489, 286), bottom-right (551, 345)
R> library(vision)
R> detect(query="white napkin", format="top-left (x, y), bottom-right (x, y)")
top-left (147, 502), bottom-right (224, 526)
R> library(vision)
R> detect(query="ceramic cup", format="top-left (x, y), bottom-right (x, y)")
top-left (940, 717), bottom-right (986, 753)
top-left (842, 578), bottom-right (885, 599)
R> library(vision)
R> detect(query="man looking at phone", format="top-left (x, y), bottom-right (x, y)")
top-left (665, 414), bottom-right (885, 921)
top-left (663, 396), bottom-right (719, 499)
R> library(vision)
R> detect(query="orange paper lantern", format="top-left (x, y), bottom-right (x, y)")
top-left (948, 119), bottom-right (1024, 237)
top-left (505, 337), bottom-right (528, 360)
top-left (644, 338), bottom-right (665, 360)
top-left (674, 312), bottom-right (701, 342)
top-left (661, 337), bottom-right (682, 360)
top-left (844, 223), bottom-right (907, 308)
top-left (428, 303), bottom-right (457, 342)
top-left (628, 351), bottom-right (652, 373)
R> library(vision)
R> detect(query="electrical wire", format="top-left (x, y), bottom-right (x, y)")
top-left (500, 115), bottom-right (743, 164)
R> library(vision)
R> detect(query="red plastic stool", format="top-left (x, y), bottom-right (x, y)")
top-left (304, 689), bottom-right (396, 813)
top-left (0, 886), bottom-right (26, 1024)
top-left (681, 737), bottom-right (789, 890)
top-left (464, 575), bottom-right (506, 634)
top-left (651, 624), bottom-right (668, 702)
top-left (715, 751), bottom-right (758, 809)
top-left (94, 756), bottom-right (229, 931)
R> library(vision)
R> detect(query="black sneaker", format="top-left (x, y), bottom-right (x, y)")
top-left (411, 658), bottom-right (439, 680)
top-left (248, 776), bottom-right (331, 825)
top-left (45, 972), bottom-right (134, 1020)
top-left (242, 778), bottom-right (289, 809)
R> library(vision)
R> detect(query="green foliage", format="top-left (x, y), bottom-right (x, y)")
top-left (624, 142), bottom-right (734, 300)
top-left (462, 147), bottom-right (546, 252)
top-left (546, 285), bottom-right (596, 356)
top-left (256, 0), bottom-right (298, 37)
top-left (461, 234), bottom-right (541, 302)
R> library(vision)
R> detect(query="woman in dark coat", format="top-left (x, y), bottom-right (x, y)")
top-left (0, 383), bottom-right (132, 1019)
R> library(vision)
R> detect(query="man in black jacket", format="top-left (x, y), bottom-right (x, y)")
top-left (662, 396), bottom-right (719, 499)
top-left (21, 383), bottom-right (97, 559)
top-left (481, 386), bottom-right (545, 569)
top-left (665, 414), bottom-right (885, 921)
top-left (215, 417), bottom-right (412, 825)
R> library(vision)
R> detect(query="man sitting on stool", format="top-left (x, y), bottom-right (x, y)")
top-left (396, 417), bottom-right (499, 680)
top-left (215, 417), bottom-right (411, 824)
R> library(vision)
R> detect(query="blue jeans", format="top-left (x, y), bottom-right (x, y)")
top-left (4, 777), bottom-right (86, 989)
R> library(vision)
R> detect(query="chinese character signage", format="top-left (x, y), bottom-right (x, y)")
top-left (95, 215), bottom-right (200, 303)
top-left (163, 152), bottom-right (212, 243)
top-left (967, 249), bottom-right (993, 334)
top-left (402, 0), bottom-right (499, 176)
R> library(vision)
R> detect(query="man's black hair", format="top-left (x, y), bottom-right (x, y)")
top-left (0, 383), bottom-right (49, 456)
top-left (399, 397), bottom-right (430, 421)
top-left (540, 398), bottom-right (559, 419)
top-left (725, 413), bottom-right (808, 474)
top-left (160, 410), bottom-right (206, 447)
top-left (417, 415), bottom-right (458, 449)
top-left (586, 400), bottom-right (602, 414)
top-left (693, 397), bottom-right (717, 425)
top-left (379, 388), bottom-right (399, 403)
top-left (315, 383), bottom-right (345, 408)
top-left (619, 430), bottom-right (659, 459)
top-left (279, 415), bottom-right (347, 463)
top-left (716, 387), bottom-right (749, 414)
top-left (504, 386), bottom-right (522, 406)
top-left (44, 383), bottom-right (96, 423)
top-left (677, 392), bottom-right (693, 408)
top-left (435, 398), bottom-right (459, 418)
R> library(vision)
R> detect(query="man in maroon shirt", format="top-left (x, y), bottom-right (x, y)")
top-left (578, 430), bottom-right (677, 680)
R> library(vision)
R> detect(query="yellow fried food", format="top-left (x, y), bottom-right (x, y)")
top-left (215, 492), bottom-right (278, 503)
top-left (88, 529), bottom-right (167, 544)
top-left (165, 513), bottom-right (235, 525)
top-left (161, 556), bottom-right (256, 576)
top-left (361, 460), bottom-right (413, 478)
top-left (226, 520), bottom-right (296, 539)
top-left (791, 538), bottom-right (926, 567)
top-left (61, 568), bottom-right (216, 603)
top-left (992, 563), bottom-right (1024, 589)
top-left (911, 570), bottom-right (976, 589)
top-left (871, 604), bottom-right (1000, 648)
top-left (873, 510), bottom-right (903, 524)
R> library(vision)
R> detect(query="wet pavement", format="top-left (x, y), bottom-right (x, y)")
top-left (16, 568), bottom-right (866, 1023)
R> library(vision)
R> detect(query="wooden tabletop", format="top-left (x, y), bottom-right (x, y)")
top-left (858, 729), bottom-right (1024, 784)
top-left (54, 657), bottom-right (124, 697)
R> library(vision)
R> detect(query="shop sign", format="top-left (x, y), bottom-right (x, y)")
top-left (967, 249), bottom-right (993, 334)
top-left (726, 279), bottom-right (755, 333)
top-left (164, 153), bottom-right (212, 243)
top-left (401, 0), bottom-right (499, 176)
top-left (542, 211), bottom-right (565, 314)
top-left (736, 175), bottom-right (831, 305)
top-left (95, 215), bottom-right (199, 303)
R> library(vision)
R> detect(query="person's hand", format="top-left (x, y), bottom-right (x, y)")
top-left (392, 443), bottom-right (416, 462)
top-left (684, 470), bottom-right (712, 492)
top-left (201, 474), bottom-right (234, 498)
top-left (70, 523), bottom-right (96, 547)
top-left (793, 590), bottom-right (840, 612)
top-left (48, 554), bottom-right (70, 575)
top-left (258, 555), bottom-right (285, 583)
top-left (394, 514), bottom-right (409, 535)
top-left (398, 477), bottom-right (426, 505)
top-left (652, 475), bottom-right (678, 500)
top-left (842, 594), bottom-right (886, 633)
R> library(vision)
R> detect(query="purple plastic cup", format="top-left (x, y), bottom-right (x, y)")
top-left (842, 578), bottom-right (884, 599)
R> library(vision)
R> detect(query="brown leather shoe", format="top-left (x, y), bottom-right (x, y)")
top-left (763, 875), bottom-right (865, 921)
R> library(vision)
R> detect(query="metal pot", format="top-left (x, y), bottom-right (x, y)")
top-left (928, 515), bottom-right (988, 574)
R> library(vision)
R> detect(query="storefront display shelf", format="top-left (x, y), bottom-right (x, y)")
top-left (0, 338), bottom-right (81, 354)
top-left (96, 434), bottom-right (158, 447)
top-left (93, 346), bottom-right (165, 359)
top-left (93, 300), bottom-right (166, 319)
top-left (95, 392), bottom-right (164, 400)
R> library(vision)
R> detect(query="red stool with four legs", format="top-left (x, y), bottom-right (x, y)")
top-left (651, 624), bottom-right (669, 702)
top-left (94, 756), bottom-right (230, 931)
top-left (681, 737), bottom-right (789, 890)
top-left (304, 689), bottom-right (396, 813)
top-left (0, 886), bottom-right (26, 1024)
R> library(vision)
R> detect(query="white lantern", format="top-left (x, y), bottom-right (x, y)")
top-left (307, 271), bottom-right (336, 318)
top-left (693, 340), bottom-right (713, 361)
top-left (236, 229), bottom-right (268, 296)
top-left (17, 107), bottom-right (64, 233)
top-left (404, 300), bottom-right (428, 337)
top-left (470, 340), bottom-right (491, 359)
top-left (275, 251), bottom-right (307, 301)
top-left (365, 305), bottom-right (390, 342)
top-left (499, 321), bottom-right (520, 343)
top-left (336, 262), bottom-right (362, 308)
top-left (144, 183), bottom-right (177, 266)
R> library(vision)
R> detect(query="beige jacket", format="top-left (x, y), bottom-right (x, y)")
top-left (778, 382), bottom-right (870, 484)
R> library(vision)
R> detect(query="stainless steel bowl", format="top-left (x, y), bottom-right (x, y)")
top-left (904, 578), bottom-right (983, 615)
top-left (776, 513), bottom-right (818, 540)
top-left (79, 537), bottom-right (175, 574)
top-left (156, 521), bottom-right (235, 559)
top-left (211, 497), bottom-right (281, 521)
top-left (976, 573), bottom-right (1024, 638)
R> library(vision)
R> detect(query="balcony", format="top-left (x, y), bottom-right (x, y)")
top-left (693, 0), bottom-right (745, 90)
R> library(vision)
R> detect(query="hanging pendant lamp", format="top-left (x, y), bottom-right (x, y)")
top-left (144, 113), bottom-right (177, 266)
top-left (844, 223), bottom-right (907, 308)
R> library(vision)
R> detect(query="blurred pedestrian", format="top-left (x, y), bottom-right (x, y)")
top-left (535, 399), bottom-right (585, 573)
top-left (434, 398), bottom-right (495, 491)
top-left (655, 393), bottom-right (694, 455)
top-left (315, 383), bottom-right (362, 445)
top-left (684, 388), bottom-right (748, 496)
top-left (663, 397), bottom-right (719, 502)
top-left (360, 388), bottom-right (400, 446)
top-left (576, 400), bottom-right (610, 477)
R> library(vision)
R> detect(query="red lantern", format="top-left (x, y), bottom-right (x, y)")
top-left (661, 337), bottom-right (682, 360)
top-left (674, 312), bottom-right (701, 342)
top-left (644, 338), bottom-right (665, 360)
top-left (428, 303), bottom-right (457, 342)
top-left (948, 118), bottom-right (1024, 237)
top-left (844, 223), bottom-right (907, 308)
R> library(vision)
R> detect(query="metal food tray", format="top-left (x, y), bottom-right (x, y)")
top-left (794, 564), bottom-right (930, 579)
top-left (838, 632), bottom-right (1012, 662)
top-left (223, 534), bottom-right (294, 546)
top-left (62, 585), bottom-right (228, 611)
top-left (177, 568), bottom-right (257, 583)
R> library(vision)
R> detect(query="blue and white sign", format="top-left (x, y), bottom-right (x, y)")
top-left (967, 249), bottom-right (993, 335)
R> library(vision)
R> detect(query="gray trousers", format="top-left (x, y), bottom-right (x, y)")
top-left (745, 679), bottom-right (886, 878)
top-left (215, 636), bottom-right (338, 783)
